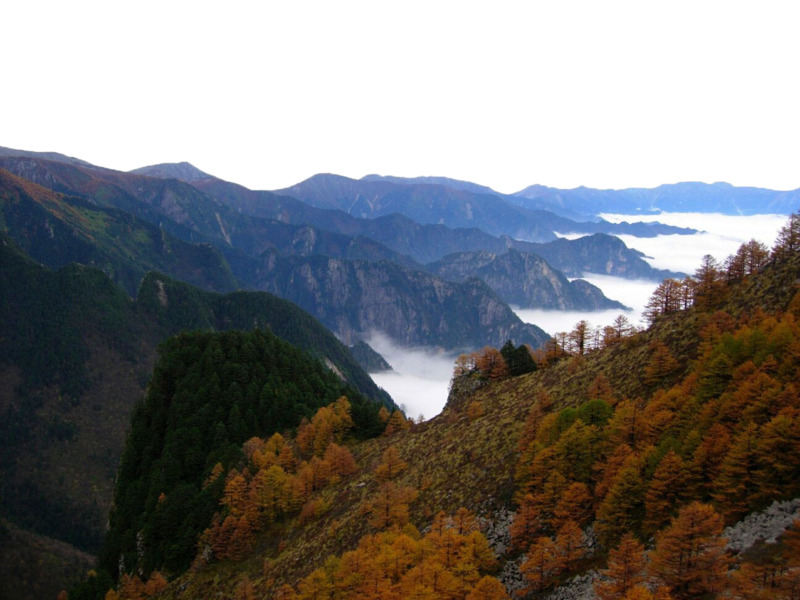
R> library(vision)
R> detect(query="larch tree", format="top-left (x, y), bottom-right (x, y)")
top-left (594, 532), bottom-right (647, 600)
top-left (553, 482), bottom-right (593, 530)
top-left (554, 520), bottom-right (586, 573)
top-left (466, 576), bottom-right (509, 600)
top-left (594, 454), bottom-right (646, 549)
top-left (520, 536), bottom-right (560, 594)
top-left (374, 445), bottom-right (408, 482)
top-left (644, 451), bottom-right (687, 534)
top-left (510, 494), bottom-right (542, 552)
top-left (367, 481), bottom-right (419, 530)
top-left (644, 340), bottom-right (680, 386)
top-left (648, 502), bottom-right (729, 599)
top-left (711, 422), bottom-right (760, 522)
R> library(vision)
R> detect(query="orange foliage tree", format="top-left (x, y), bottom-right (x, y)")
top-left (648, 502), bottom-right (729, 598)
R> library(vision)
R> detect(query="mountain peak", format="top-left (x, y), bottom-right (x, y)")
top-left (129, 161), bottom-right (212, 182)
top-left (361, 174), bottom-right (502, 196)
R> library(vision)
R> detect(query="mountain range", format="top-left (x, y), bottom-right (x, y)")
top-left (362, 173), bottom-right (800, 219)
top-left (0, 146), bottom-right (685, 353)
top-left (2, 143), bottom-right (795, 598)
top-left (70, 215), bottom-right (800, 600)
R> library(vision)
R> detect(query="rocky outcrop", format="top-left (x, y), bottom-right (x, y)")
top-left (724, 498), bottom-right (800, 553)
top-left (252, 251), bottom-right (550, 351)
top-left (427, 249), bottom-right (627, 310)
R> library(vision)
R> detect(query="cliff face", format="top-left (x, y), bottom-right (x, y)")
top-left (252, 251), bottom-right (550, 350)
top-left (428, 249), bottom-right (628, 310)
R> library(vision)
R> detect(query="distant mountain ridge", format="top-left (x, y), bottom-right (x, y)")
top-left (130, 161), bottom-right (212, 181)
top-left (512, 180), bottom-right (800, 217)
top-left (276, 173), bottom-right (692, 241)
top-left (0, 160), bottom-right (549, 351)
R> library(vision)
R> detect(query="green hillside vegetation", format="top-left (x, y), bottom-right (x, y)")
top-left (98, 330), bottom-right (384, 581)
top-left (0, 234), bottom-right (392, 599)
top-left (81, 214), bottom-right (800, 600)
top-left (0, 169), bottom-right (238, 296)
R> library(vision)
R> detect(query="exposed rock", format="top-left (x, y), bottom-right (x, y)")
top-left (428, 249), bottom-right (627, 310)
top-left (542, 573), bottom-right (599, 600)
top-left (724, 498), bottom-right (800, 553)
top-left (252, 251), bottom-right (550, 351)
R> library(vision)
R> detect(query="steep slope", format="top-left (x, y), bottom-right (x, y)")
top-left (0, 236), bottom-right (392, 599)
top-left (250, 250), bottom-right (550, 350)
top-left (92, 217), bottom-right (800, 600)
top-left (427, 248), bottom-right (628, 310)
top-left (0, 169), bottom-right (238, 296)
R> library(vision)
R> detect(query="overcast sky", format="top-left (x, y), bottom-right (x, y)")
top-left (4, 1), bottom-right (799, 193)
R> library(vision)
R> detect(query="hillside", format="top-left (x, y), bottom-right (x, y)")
top-left (0, 235), bottom-right (393, 600)
top-left (0, 158), bottom-right (560, 350)
top-left (427, 249), bottom-right (627, 310)
top-left (80, 215), bottom-right (800, 599)
top-left (248, 250), bottom-right (550, 349)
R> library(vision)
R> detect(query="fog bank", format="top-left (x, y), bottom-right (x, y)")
top-left (366, 332), bottom-right (456, 421)
top-left (370, 212), bottom-right (790, 420)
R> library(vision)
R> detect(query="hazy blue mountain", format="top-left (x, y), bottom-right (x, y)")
top-left (512, 181), bottom-right (800, 217)
top-left (361, 174), bottom-right (503, 196)
top-left (0, 156), bottom-right (548, 351)
top-left (129, 161), bottom-right (213, 181)
top-left (276, 173), bottom-right (694, 241)
top-left (523, 233), bottom-right (682, 279)
top-left (0, 145), bottom-right (95, 168)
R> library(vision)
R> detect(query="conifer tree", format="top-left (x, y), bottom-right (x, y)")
top-left (520, 536), bottom-right (560, 594)
top-left (644, 451), bottom-right (687, 534)
top-left (594, 532), bottom-right (647, 600)
top-left (648, 502), bottom-right (729, 598)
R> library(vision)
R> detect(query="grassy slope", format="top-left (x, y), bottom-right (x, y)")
top-left (156, 252), bottom-right (800, 598)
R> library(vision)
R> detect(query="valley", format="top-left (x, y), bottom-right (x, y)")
top-left (0, 144), bottom-right (798, 600)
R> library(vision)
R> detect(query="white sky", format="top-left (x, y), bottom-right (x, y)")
top-left (3, 1), bottom-right (800, 193)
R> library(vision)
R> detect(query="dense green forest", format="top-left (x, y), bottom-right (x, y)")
top-left (97, 329), bottom-right (384, 584)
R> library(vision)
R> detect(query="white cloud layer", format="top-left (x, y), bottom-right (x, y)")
top-left (365, 332), bottom-right (457, 421)
top-left (371, 212), bottom-right (791, 420)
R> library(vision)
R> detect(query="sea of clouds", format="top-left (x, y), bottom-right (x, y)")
top-left (369, 212), bottom-right (788, 419)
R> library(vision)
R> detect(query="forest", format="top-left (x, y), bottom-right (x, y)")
top-left (63, 214), bottom-right (800, 599)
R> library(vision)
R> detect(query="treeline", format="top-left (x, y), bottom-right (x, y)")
top-left (94, 329), bottom-right (385, 589)
top-left (642, 215), bottom-right (800, 324)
